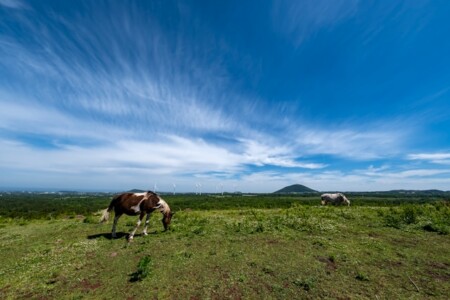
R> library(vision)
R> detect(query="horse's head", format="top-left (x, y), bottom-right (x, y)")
top-left (155, 197), bottom-right (174, 231)
top-left (162, 211), bottom-right (175, 231)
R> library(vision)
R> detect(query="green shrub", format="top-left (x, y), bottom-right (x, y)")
top-left (293, 277), bottom-right (316, 291)
top-left (383, 203), bottom-right (450, 234)
top-left (83, 215), bottom-right (98, 224)
top-left (129, 256), bottom-right (152, 282)
top-left (355, 272), bottom-right (369, 281)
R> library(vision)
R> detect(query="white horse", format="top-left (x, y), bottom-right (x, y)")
top-left (321, 193), bottom-right (350, 206)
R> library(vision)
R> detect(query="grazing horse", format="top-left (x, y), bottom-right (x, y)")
top-left (321, 193), bottom-right (351, 206)
top-left (100, 191), bottom-right (174, 240)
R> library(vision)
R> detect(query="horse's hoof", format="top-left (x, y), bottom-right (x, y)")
top-left (143, 232), bottom-right (148, 236)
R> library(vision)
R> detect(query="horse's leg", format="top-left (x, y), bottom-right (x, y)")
top-left (111, 213), bottom-right (122, 238)
top-left (143, 213), bottom-right (151, 236)
top-left (129, 212), bottom-right (145, 241)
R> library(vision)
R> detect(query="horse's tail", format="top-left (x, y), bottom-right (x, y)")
top-left (99, 195), bottom-right (119, 223)
top-left (99, 209), bottom-right (110, 223)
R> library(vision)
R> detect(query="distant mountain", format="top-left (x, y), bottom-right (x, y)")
top-left (127, 189), bottom-right (146, 193)
top-left (274, 184), bottom-right (318, 194)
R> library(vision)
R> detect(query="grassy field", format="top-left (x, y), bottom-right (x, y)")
top-left (0, 194), bottom-right (449, 299)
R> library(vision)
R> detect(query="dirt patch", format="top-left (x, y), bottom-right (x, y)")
top-left (428, 262), bottom-right (450, 270)
top-left (384, 260), bottom-right (403, 268)
top-left (427, 262), bottom-right (450, 281)
top-left (266, 239), bottom-right (279, 245)
top-left (0, 284), bottom-right (11, 297)
top-left (85, 251), bottom-right (96, 259)
top-left (390, 238), bottom-right (417, 248)
top-left (317, 256), bottom-right (337, 272)
top-left (225, 283), bottom-right (242, 300)
top-left (76, 279), bottom-right (102, 292)
top-left (368, 232), bottom-right (381, 238)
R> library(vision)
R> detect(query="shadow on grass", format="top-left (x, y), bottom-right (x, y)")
top-left (87, 232), bottom-right (128, 240)
top-left (87, 231), bottom-right (159, 240)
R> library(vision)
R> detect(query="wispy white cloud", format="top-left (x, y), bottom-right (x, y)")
top-left (0, 3), bottom-right (237, 137)
top-left (392, 169), bottom-right (450, 178)
top-left (1, 2), bottom-right (447, 192)
top-left (293, 124), bottom-right (406, 160)
top-left (353, 164), bottom-right (450, 179)
top-left (273, 0), bottom-right (359, 46)
top-left (0, 0), bottom-right (25, 9)
top-left (240, 139), bottom-right (327, 169)
top-left (0, 93), bottom-right (131, 143)
top-left (407, 153), bottom-right (450, 165)
top-left (408, 153), bottom-right (450, 161)
top-left (0, 136), bottom-right (241, 176)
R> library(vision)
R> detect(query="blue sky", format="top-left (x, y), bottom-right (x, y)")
top-left (1, 0), bottom-right (450, 192)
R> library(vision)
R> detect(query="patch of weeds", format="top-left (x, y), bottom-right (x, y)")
top-left (83, 215), bottom-right (97, 224)
top-left (422, 222), bottom-right (449, 235)
top-left (63, 223), bottom-right (77, 229)
top-left (176, 251), bottom-right (193, 259)
top-left (355, 272), bottom-right (369, 281)
top-left (312, 240), bottom-right (325, 248)
top-left (134, 246), bottom-right (145, 254)
top-left (383, 204), bottom-right (450, 234)
top-left (16, 218), bottom-right (29, 226)
top-left (247, 261), bottom-right (257, 268)
top-left (230, 221), bottom-right (242, 233)
top-left (271, 283), bottom-right (284, 293)
top-left (339, 210), bottom-right (354, 220)
top-left (293, 277), bottom-right (316, 291)
top-left (402, 206), bottom-right (418, 224)
top-left (229, 250), bottom-right (243, 259)
top-left (191, 226), bottom-right (204, 235)
top-left (125, 220), bottom-right (136, 227)
top-left (237, 274), bottom-right (247, 282)
top-left (46, 272), bottom-right (61, 285)
top-left (383, 206), bottom-right (419, 228)
top-left (262, 266), bottom-right (274, 276)
top-left (383, 208), bottom-right (403, 229)
top-left (254, 222), bottom-right (264, 233)
top-left (129, 255), bottom-right (152, 282)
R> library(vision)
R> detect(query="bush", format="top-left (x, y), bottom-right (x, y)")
top-left (129, 256), bottom-right (152, 282)
top-left (355, 272), bottom-right (369, 281)
top-left (293, 277), bottom-right (316, 291)
top-left (383, 203), bottom-right (449, 234)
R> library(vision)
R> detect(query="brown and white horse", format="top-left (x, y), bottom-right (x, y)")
top-left (100, 191), bottom-right (173, 240)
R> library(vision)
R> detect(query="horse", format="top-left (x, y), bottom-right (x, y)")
top-left (100, 191), bottom-right (174, 240)
top-left (321, 193), bottom-right (351, 206)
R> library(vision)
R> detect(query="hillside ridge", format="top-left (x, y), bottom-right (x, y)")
top-left (274, 184), bottom-right (318, 194)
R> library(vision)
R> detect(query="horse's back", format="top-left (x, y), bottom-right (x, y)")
top-left (112, 192), bottom-right (160, 215)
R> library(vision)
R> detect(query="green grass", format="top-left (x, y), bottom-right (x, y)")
top-left (1, 193), bottom-right (448, 220)
top-left (0, 198), bottom-right (449, 299)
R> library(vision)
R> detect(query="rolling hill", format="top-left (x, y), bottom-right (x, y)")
top-left (274, 184), bottom-right (318, 194)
